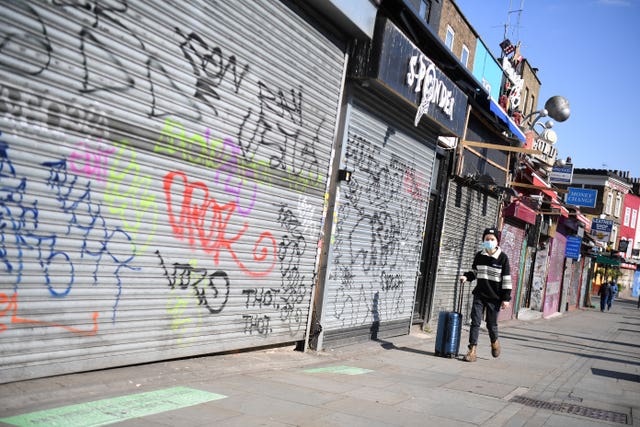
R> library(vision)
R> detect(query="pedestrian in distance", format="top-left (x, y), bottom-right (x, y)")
top-left (608, 281), bottom-right (618, 311)
top-left (459, 227), bottom-right (512, 362)
top-left (598, 281), bottom-right (611, 312)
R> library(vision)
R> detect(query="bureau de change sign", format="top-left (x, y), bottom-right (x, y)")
top-left (566, 187), bottom-right (598, 208)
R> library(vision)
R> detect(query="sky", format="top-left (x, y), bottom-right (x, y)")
top-left (454, 0), bottom-right (640, 176)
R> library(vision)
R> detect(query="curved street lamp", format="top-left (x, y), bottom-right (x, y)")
top-left (544, 95), bottom-right (571, 122)
top-left (521, 95), bottom-right (571, 131)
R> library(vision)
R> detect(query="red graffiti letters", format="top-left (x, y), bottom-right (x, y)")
top-left (163, 171), bottom-right (276, 276)
top-left (0, 292), bottom-right (98, 336)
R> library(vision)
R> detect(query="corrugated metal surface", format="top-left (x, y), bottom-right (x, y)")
top-left (498, 222), bottom-right (526, 321)
top-left (579, 258), bottom-right (591, 308)
top-left (567, 258), bottom-right (582, 310)
top-left (543, 234), bottom-right (567, 317)
top-left (430, 182), bottom-right (499, 327)
top-left (518, 246), bottom-right (535, 310)
top-left (530, 247), bottom-right (550, 312)
top-left (321, 99), bottom-right (435, 345)
top-left (0, 1), bottom-right (345, 383)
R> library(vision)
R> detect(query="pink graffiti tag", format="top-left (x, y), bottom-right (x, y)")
top-left (69, 141), bottom-right (116, 183)
top-left (163, 171), bottom-right (276, 276)
top-left (0, 292), bottom-right (99, 336)
top-left (403, 168), bottom-right (427, 201)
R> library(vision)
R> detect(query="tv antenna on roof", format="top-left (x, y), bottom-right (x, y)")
top-left (503, 0), bottom-right (525, 43)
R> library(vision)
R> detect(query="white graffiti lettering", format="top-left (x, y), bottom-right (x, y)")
top-left (407, 54), bottom-right (454, 125)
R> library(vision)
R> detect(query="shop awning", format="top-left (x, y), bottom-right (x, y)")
top-left (551, 202), bottom-right (569, 218)
top-left (489, 99), bottom-right (526, 142)
top-left (620, 262), bottom-right (637, 270)
top-left (576, 213), bottom-right (591, 233)
top-left (503, 200), bottom-right (537, 225)
top-left (596, 255), bottom-right (620, 266)
top-left (531, 172), bottom-right (559, 200)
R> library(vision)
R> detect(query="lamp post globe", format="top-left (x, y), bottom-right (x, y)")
top-left (544, 96), bottom-right (570, 122)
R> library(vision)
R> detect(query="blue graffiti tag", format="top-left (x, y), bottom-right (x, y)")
top-left (0, 137), bottom-right (138, 322)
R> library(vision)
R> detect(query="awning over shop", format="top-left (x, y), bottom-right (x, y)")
top-left (489, 98), bottom-right (526, 142)
top-left (596, 255), bottom-right (621, 266)
top-left (503, 200), bottom-right (537, 225)
top-left (531, 172), bottom-right (559, 200)
top-left (550, 202), bottom-right (569, 218)
top-left (576, 213), bottom-right (591, 233)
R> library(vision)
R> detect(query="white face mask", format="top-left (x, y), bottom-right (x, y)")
top-left (482, 240), bottom-right (497, 251)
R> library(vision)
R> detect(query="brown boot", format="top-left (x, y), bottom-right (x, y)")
top-left (491, 340), bottom-right (501, 358)
top-left (463, 345), bottom-right (477, 362)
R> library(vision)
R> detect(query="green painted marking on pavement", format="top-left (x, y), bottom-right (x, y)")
top-left (304, 365), bottom-right (373, 375)
top-left (0, 386), bottom-right (226, 427)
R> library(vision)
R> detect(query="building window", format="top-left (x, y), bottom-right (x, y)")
top-left (614, 194), bottom-right (622, 217)
top-left (461, 45), bottom-right (469, 68)
top-left (611, 226), bottom-right (618, 247)
top-left (624, 207), bottom-right (631, 226)
top-left (445, 26), bottom-right (454, 50)
top-left (632, 209), bottom-right (638, 228)
top-left (605, 193), bottom-right (613, 215)
top-left (418, 0), bottom-right (431, 22)
top-left (523, 87), bottom-right (530, 115)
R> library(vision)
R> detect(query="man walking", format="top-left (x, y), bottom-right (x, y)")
top-left (608, 281), bottom-right (618, 310)
top-left (599, 281), bottom-right (611, 312)
top-left (459, 227), bottom-right (512, 362)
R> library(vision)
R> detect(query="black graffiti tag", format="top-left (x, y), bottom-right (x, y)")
top-left (156, 250), bottom-right (229, 314)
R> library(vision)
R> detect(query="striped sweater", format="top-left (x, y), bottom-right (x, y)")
top-left (463, 247), bottom-right (512, 302)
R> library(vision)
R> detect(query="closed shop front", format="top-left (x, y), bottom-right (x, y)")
top-left (543, 233), bottom-right (567, 317)
top-left (579, 257), bottom-right (592, 307)
top-left (567, 259), bottom-right (583, 310)
top-left (0, 1), bottom-right (345, 382)
top-left (319, 98), bottom-right (436, 345)
top-left (312, 16), bottom-right (467, 347)
top-left (432, 182), bottom-right (500, 322)
top-left (530, 246), bottom-right (550, 312)
top-left (430, 107), bottom-right (511, 326)
top-left (498, 221), bottom-right (528, 321)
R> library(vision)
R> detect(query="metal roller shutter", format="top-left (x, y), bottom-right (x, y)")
top-left (430, 182), bottom-right (499, 326)
top-left (498, 222), bottom-right (526, 321)
top-left (530, 247), bottom-right (550, 312)
top-left (568, 260), bottom-right (581, 310)
top-left (543, 234), bottom-right (567, 317)
top-left (0, 1), bottom-right (345, 382)
top-left (321, 98), bottom-right (436, 346)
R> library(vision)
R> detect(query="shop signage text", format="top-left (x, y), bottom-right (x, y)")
top-left (550, 164), bottom-right (573, 184)
top-left (566, 187), bottom-right (598, 208)
top-left (502, 57), bottom-right (524, 109)
top-left (591, 218), bottom-right (613, 243)
top-left (531, 136), bottom-right (557, 166)
top-left (565, 235), bottom-right (582, 259)
top-left (369, 18), bottom-right (467, 136)
top-left (407, 54), bottom-right (455, 125)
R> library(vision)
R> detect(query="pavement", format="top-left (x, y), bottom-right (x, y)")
top-left (1, 296), bottom-right (639, 427)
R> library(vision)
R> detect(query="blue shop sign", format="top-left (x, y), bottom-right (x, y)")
top-left (566, 187), bottom-right (597, 208)
top-left (550, 164), bottom-right (574, 184)
top-left (565, 236), bottom-right (582, 259)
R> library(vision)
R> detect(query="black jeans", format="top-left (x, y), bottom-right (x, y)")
top-left (469, 296), bottom-right (500, 346)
